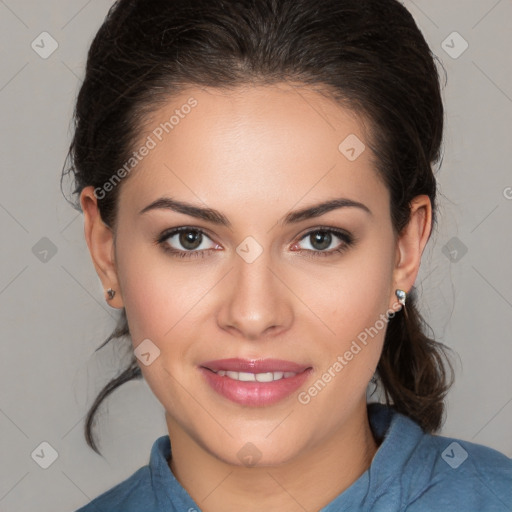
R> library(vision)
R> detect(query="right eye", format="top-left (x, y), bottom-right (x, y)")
top-left (156, 226), bottom-right (221, 259)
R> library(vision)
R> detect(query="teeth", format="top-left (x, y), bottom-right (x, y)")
top-left (259, 371), bottom-right (284, 382)
top-left (213, 370), bottom-right (298, 382)
top-left (238, 372), bottom-right (256, 382)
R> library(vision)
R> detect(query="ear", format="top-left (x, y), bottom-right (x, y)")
top-left (390, 194), bottom-right (432, 309)
top-left (80, 186), bottom-right (124, 309)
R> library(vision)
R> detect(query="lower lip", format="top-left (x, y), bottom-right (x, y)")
top-left (199, 367), bottom-right (312, 406)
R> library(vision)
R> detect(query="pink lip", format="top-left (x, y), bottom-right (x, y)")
top-left (199, 358), bottom-right (312, 407)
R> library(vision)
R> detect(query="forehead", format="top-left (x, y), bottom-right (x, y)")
top-left (118, 83), bottom-right (388, 219)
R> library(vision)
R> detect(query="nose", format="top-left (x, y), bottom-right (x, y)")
top-left (216, 249), bottom-right (293, 341)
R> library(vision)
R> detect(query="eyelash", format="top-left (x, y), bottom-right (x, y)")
top-left (155, 226), bottom-right (356, 260)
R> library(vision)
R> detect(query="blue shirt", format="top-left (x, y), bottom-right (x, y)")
top-left (75, 403), bottom-right (512, 511)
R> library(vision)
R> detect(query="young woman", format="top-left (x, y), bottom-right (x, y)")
top-left (64, 0), bottom-right (512, 510)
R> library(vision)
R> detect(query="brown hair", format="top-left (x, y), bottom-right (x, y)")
top-left (62, 0), bottom-right (454, 454)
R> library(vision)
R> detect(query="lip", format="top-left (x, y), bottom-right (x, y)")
top-left (199, 358), bottom-right (312, 407)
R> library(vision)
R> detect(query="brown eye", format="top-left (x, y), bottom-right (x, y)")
top-left (157, 227), bottom-right (219, 258)
top-left (309, 231), bottom-right (333, 251)
top-left (294, 228), bottom-right (355, 258)
top-left (178, 230), bottom-right (203, 250)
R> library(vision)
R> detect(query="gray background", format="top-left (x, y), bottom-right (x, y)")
top-left (0, 1), bottom-right (511, 510)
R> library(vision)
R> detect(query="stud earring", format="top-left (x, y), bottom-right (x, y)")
top-left (395, 289), bottom-right (406, 307)
top-left (106, 288), bottom-right (116, 301)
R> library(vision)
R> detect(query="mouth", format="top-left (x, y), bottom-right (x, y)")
top-left (199, 358), bottom-right (312, 406)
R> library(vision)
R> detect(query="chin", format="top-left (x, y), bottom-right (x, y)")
top-left (205, 433), bottom-right (308, 468)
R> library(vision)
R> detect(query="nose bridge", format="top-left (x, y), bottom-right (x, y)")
top-left (217, 242), bottom-right (292, 339)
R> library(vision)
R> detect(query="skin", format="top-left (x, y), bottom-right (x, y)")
top-left (80, 82), bottom-right (431, 512)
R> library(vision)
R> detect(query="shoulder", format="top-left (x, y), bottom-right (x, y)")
top-left (367, 404), bottom-right (512, 511)
top-left (74, 466), bottom-right (157, 512)
top-left (402, 425), bottom-right (512, 510)
top-left (74, 435), bottom-right (173, 512)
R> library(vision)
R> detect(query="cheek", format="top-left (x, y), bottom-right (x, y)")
top-left (314, 234), bottom-right (395, 380)
top-left (115, 246), bottom-right (207, 401)
top-left (318, 242), bottom-right (393, 333)
top-left (118, 255), bottom-right (208, 342)
top-left (115, 235), bottom-right (226, 358)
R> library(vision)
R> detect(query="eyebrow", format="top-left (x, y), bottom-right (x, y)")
top-left (139, 196), bottom-right (372, 227)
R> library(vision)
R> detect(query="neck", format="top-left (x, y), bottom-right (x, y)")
top-left (166, 401), bottom-right (379, 512)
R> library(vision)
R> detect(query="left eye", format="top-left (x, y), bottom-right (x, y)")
top-left (295, 229), bottom-right (352, 253)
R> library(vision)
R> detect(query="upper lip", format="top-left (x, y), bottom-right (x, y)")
top-left (201, 358), bottom-right (311, 373)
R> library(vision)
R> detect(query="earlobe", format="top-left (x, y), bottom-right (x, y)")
top-left (80, 186), bottom-right (124, 308)
top-left (391, 195), bottom-right (432, 305)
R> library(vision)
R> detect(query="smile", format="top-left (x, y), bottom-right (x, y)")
top-left (199, 359), bottom-right (312, 406)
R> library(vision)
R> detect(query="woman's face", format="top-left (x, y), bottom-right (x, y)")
top-left (91, 83), bottom-right (417, 466)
